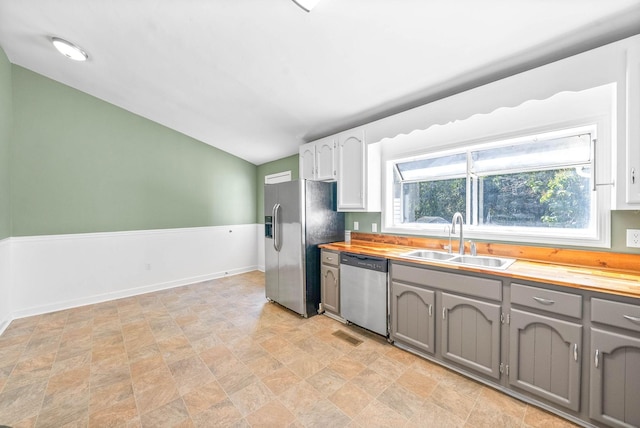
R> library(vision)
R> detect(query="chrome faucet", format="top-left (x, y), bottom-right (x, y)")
top-left (451, 212), bottom-right (464, 255)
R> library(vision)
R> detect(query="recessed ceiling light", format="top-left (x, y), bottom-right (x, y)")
top-left (50, 37), bottom-right (88, 61)
top-left (292, 0), bottom-right (321, 12)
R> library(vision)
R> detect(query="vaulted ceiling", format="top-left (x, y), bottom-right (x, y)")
top-left (0, 1), bottom-right (639, 165)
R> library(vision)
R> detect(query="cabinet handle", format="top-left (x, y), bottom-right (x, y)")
top-left (594, 349), bottom-right (600, 368)
top-left (428, 304), bottom-right (433, 317)
top-left (442, 307), bottom-right (447, 319)
top-left (533, 296), bottom-right (555, 305)
top-left (573, 343), bottom-right (578, 362)
top-left (623, 314), bottom-right (640, 324)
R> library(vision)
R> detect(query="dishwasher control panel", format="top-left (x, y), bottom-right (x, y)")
top-left (340, 253), bottom-right (388, 272)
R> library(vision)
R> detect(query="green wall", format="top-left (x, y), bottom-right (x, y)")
top-left (255, 154), bottom-right (298, 223)
top-left (11, 66), bottom-right (256, 236)
top-left (0, 49), bottom-right (11, 240)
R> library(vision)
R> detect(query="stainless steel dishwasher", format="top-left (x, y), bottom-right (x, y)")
top-left (339, 253), bottom-right (388, 336)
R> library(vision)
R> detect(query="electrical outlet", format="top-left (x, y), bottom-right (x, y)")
top-left (353, 221), bottom-right (359, 231)
top-left (372, 223), bottom-right (378, 233)
top-left (626, 229), bottom-right (640, 248)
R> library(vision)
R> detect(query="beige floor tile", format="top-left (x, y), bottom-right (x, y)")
top-left (245, 354), bottom-right (283, 377)
top-left (351, 399), bottom-right (409, 427)
top-left (134, 377), bottom-right (181, 415)
top-left (367, 354), bottom-right (408, 381)
top-left (286, 354), bottom-right (326, 379)
top-left (428, 383), bottom-right (477, 421)
top-left (295, 398), bottom-right (351, 428)
top-left (229, 380), bottom-right (275, 416)
top-left (35, 392), bottom-right (89, 427)
top-left (349, 368), bottom-right (394, 398)
top-left (88, 396), bottom-right (138, 427)
top-left (140, 397), bottom-right (192, 428)
top-left (2, 352), bottom-right (56, 392)
top-left (396, 367), bottom-right (438, 399)
top-left (406, 400), bottom-right (465, 428)
top-left (131, 365), bottom-right (175, 394)
top-left (181, 380), bottom-right (227, 416)
top-left (377, 382), bottom-right (425, 420)
top-left (244, 400), bottom-right (296, 427)
top-left (168, 355), bottom-right (215, 395)
top-left (327, 354), bottom-right (366, 380)
top-left (191, 398), bottom-right (243, 427)
top-left (0, 380), bottom-right (47, 425)
top-left (260, 366), bottom-right (301, 395)
top-left (328, 381), bottom-right (372, 418)
top-left (157, 334), bottom-right (196, 364)
top-left (276, 381), bottom-right (320, 415)
top-left (42, 364), bottom-right (91, 408)
top-left (89, 377), bottom-right (135, 414)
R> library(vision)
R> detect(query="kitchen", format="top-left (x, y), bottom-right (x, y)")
top-left (1, 1), bottom-right (640, 427)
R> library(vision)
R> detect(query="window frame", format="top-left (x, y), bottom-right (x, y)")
top-left (382, 119), bottom-right (613, 248)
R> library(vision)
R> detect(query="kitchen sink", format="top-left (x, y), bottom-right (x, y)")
top-left (401, 250), bottom-right (516, 270)
top-left (449, 255), bottom-right (516, 270)
top-left (402, 250), bottom-right (456, 261)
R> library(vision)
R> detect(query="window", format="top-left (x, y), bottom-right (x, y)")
top-left (387, 126), bottom-right (605, 245)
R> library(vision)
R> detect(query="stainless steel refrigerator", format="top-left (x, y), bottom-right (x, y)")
top-left (264, 180), bottom-right (344, 317)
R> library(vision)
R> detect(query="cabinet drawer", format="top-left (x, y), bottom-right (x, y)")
top-left (592, 298), bottom-right (640, 333)
top-left (511, 283), bottom-right (582, 319)
top-left (391, 262), bottom-right (501, 301)
top-left (321, 250), bottom-right (339, 267)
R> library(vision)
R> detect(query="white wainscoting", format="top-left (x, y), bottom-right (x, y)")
top-left (257, 225), bottom-right (265, 272)
top-left (0, 238), bottom-right (11, 334)
top-left (9, 224), bottom-right (260, 320)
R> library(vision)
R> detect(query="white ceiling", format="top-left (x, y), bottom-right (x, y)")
top-left (0, 1), bottom-right (639, 165)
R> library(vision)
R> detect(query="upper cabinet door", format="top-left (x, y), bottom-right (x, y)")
top-left (316, 137), bottom-right (337, 181)
top-left (338, 129), bottom-right (367, 210)
top-left (625, 42), bottom-right (640, 205)
top-left (299, 142), bottom-right (316, 181)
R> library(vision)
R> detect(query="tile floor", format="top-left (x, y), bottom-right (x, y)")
top-left (0, 271), bottom-right (578, 427)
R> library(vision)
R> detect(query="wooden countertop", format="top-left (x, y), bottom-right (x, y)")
top-left (320, 240), bottom-right (640, 299)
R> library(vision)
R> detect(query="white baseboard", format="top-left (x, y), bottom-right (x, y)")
top-left (8, 225), bottom-right (261, 321)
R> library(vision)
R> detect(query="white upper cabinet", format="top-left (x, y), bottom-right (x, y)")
top-left (315, 137), bottom-right (337, 181)
top-left (299, 136), bottom-right (337, 182)
top-left (624, 41), bottom-right (640, 205)
top-left (299, 142), bottom-right (316, 181)
top-left (337, 128), bottom-right (380, 212)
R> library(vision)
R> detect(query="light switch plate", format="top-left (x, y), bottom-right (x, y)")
top-left (626, 229), bottom-right (640, 248)
top-left (353, 221), bottom-right (359, 231)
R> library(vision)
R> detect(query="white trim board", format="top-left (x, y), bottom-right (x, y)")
top-left (8, 224), bottom-right (261, 321)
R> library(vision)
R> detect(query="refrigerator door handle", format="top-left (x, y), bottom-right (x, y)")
top-left (272, 203), bottom-right (281, 252)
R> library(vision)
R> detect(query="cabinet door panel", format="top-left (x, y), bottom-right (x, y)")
top-left (509, 309), bottom-right (582, 411)
top-left (441, 293), bottom-right (501, 379)
top-left (316, 139), bottom-right (336, 181)
top-left (337, 132), bottom-right (365, 210)
top-left (300, 144), bottom-right (316, 180)
top-left (391, 282), bottom-right (435, 354)
top-left (590, 328), bottom-right (640, 427)
top-left (321, 264), bottom-right (339, 314)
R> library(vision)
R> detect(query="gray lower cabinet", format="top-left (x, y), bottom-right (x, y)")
top-left (321, 250), bottom-right (340, 315)
top-left (387, 259), bottom-right (640, 427)
top-left (589, 298), bottom-right (640, 427)
top-left (441, 292), bottom-right (502, 379)
top-left (390, 281), bottom-right (435, 354)
top-left (509, 309), bottom-right (582, 411)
